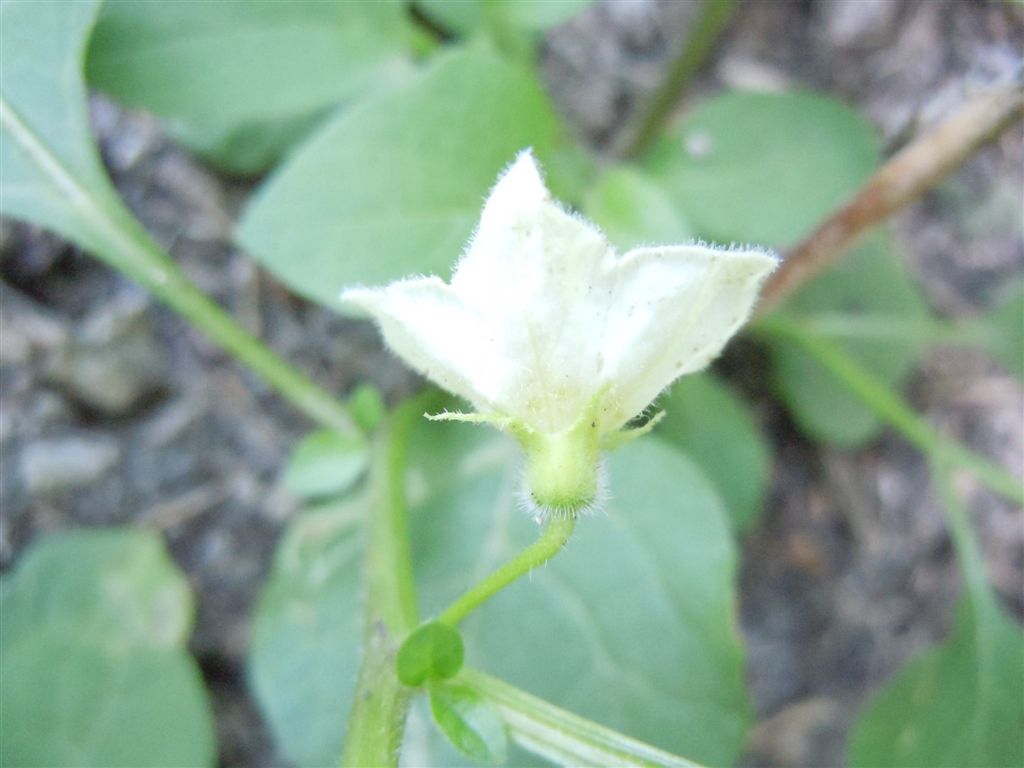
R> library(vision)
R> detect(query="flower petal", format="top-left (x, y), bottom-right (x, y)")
top-left (449, 150), bottom-right (616, 432)
top-left (598, 244), bottom-right (777, 428)
top-left (343, 279), bottom-right (508, 413)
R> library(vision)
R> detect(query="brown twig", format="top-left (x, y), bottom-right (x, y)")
top-left (758, 77), bottom-right (1024, 315)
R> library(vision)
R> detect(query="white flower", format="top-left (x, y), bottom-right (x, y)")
top-left (344, 150), bottom-right (777, 515)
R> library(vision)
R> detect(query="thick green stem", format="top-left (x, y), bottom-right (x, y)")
top-left (340, 405), bottom-right (421, 767)
top-left (98, 214), bottom-right (360, 437)
top-left (621, 0), bottom-right (736, 158)
top-left (758, 315), bottom-right (1023, 505)
top-left (439, 516), bottom-right (575, 626)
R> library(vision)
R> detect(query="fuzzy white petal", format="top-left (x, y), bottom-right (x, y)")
top-left (450, 150), bottom-right (614, 432)
top-left (597, 244), bottom-right (777, 427)
top-left (343, 279), bottom-right (508, 412)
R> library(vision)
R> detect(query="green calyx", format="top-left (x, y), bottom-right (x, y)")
top-left (517, 417), bottom-right (601, 516)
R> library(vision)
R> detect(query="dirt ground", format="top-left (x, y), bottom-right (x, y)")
top-left (1, 1), bottom-right (1021, 766)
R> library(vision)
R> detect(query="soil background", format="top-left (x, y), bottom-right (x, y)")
top-left (1, 1), bottom-right (1022, 766)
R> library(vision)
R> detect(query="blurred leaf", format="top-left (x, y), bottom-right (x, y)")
top-left (848, 595), bottom-right (1024, 768)
top-left (0, 0), bottom-right (130, 257)
top-left (249, 497), bottom-right (365, 767)
top-left (399, 622), bottom-right (466, 686)
top-left (0, 530), bottom-right (215, 767)
top-left (348, 383), bottom-right (387, 433)
top-left (430, 682), bottom-right (509, 764)
top-left (583, 167), bottom-right (693, 252)
top-left (656, 373), bottom-right (770, 532)
top-left (418, 0), bottom-right (593, 35)
top-left (764, 233), bottom-right (929, 447)
top-left (0, 530), bottom-right (192, 651)
top-left (237, 46), bottom-right (563, 310)
top-left (86, 1), bottom-right (418, 175)
top-left (978, 280), bottom-right (1024, 380)
top-left (251, 420), bottom-right (751, 766)
top-left (645, 90), bottom-right (878, 247)
top-left (283, 429), bottom-right (369, 499)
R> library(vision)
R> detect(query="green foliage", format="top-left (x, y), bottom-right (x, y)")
top-left (348, 383), bottom-right (388, 433)
top-left (645, 90), bottom-right (878, 246)
top-left (248, 497), bottom-right (365, 767)
top-left (86, 1), bottom-right (419, 175)
top-left (250, 420), bottom-right (750, 766)
top-left (283, 429), bottom-right (369, 498)
top-left (583, 167), bottom-right (693, 251)
top-left (399, 622), bottom-right (466, 686)
top-left (0, 0), bottom-right (128, 257)
top-left (765, 233), bottom-right (929, 446)
top-left (978, 280), bottom-right (1024, 380)
top-left (0, 531), bottom-right (215, 767)
top-left (418, 0), bottom-right (593, 36)
top-left (430, 683), bottom-right (509, 764)
top-left (237, 46), bottom-right (563, 309)
top-left (849, 595), bottom-right (1023, 767)
top-left (656, 373), bottom-right (770, 532)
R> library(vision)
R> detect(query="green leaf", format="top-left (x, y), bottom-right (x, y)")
top-left (656, 373), bottom-right (770, 532)
top-left (0, 0), bottom-right (130, 257)
top-left (348, 383), bottom-right (387, 433)
top-left (85, 1), bottom-right (418, 175)
top-left (430, 682), bottom-right (509, 764)
top-left (0, 530), bottom-right (192, 652)
top-left (412, 430), bottom-right (752, 766)
top-left (398, 622), bottom-right (466, 686)
top-left (848, 596), bottom-right (1024, 768)
top-left (763, 233), bottom-right (929, 446)
top-left (282, 429), bottom-right (368, 499)
top-left (582, 167), bottom-right (693, 252)
top-left (237, 46), bottom-right (563, 310)
top-left (978, 280), bottom-right (1024, 380)
top-left (0, 530), bottom-right (215, 768)
top-left (645, 90), bottom-right (878, 247)
top-left (248, 497), bottom-right (365, 767)
top-left (418, 0), bottom-right (593, 35)
top-left (251, 421), bottom-right (751, 766)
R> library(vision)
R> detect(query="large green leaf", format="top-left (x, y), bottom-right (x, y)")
top-left (848, 594), bottom-right (1023, 768)
top-left (582, 166), bottom-right (693, 252)
top-left (248, 498), bottom-right (366, 767)
top-left (418, 0), bottom-right (593, 36)
top-left (0, 0), bottom-right (129, 257)
top-left (645, 90), bottom-right (878, 247)
top-left (655, 373), bottom-right (770, 532)
top-left (763, 233), bottom-right (929, 447)
top-left (86, 1), bottom-right (418, 175)
top-left (236, 46), bottom-right (563, 310)
top-left (0, 530), bottom-right (215, 768)
top-left (0, 530), bottom-right (192, 652)
top-left (250, 419), bottom-right (751, 766)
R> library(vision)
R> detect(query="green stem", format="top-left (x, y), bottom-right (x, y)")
top-left (105, 215), bottom-right (360, 437)
top-left (933, 456), bottom-right (993, 604)
top-left (757, 315), bottom-right (1023, 505)
top-left (340, 404), bottom-right (421, 767)
top-left (460, 667), bottom-right (701, 768)
top-left (439, 516), bottom-right (575, 626)
top-left (621, 0), bottom-right (737, 158)
top-left (792, 313), bottom-right (986, 348)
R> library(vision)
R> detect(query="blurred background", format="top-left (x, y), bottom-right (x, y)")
top-left (1, 1), bottom-right (1021, 766)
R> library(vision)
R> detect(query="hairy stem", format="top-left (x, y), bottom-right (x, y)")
top-left (438, 516), bottom-right (575, 626)
top-left (759, 77), bottom-right (1024, 313)
top-left (758, 316), bottom-right (1023, 505)
top-left (340, 404), bottom-right (421, 766)
top-left (621, 0), bottom-right (736, 159)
